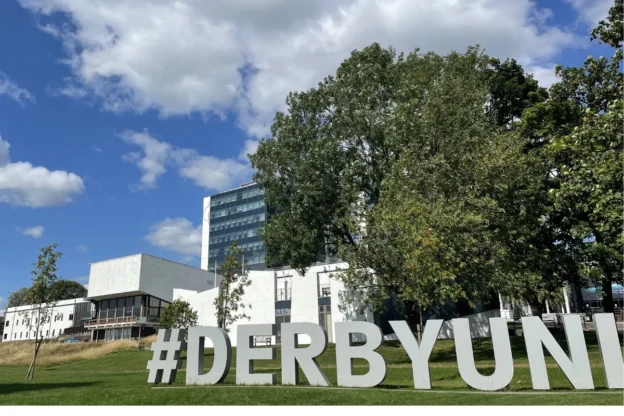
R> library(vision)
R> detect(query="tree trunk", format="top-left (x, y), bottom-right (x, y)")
top-left (26, 335), bottom-right (42, 380)
top-left (417, 305), bottom-right (423, 344)
top-left (530, 301), bottom-right (544, 318)
top-left (602, 280), bottom-right (614, 313)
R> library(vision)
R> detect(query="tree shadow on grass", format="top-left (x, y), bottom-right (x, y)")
top-left (0, 382), bottom-right (100, 395)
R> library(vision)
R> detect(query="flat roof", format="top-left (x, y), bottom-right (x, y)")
top-left (206, 181), bottom-right (257, 198)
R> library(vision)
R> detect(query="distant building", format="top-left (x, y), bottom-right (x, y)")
top-left (201, 182), bottom-right (274, 273)
top-left (84, 253), bottom-right (218, 342)
top-left (2, 297), bottom-right (93, 342)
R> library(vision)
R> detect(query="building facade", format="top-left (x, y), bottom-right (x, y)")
top-left (2, 297), bottom-right (93, 342)
top-left (201, 182), bottom-right (273, 274)
top-left (85, 253), bottom-right (217, 342)
top-left (174, 262), bottom-right (373, 347)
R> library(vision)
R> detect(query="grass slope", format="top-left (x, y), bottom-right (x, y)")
top-left (0, 331), bottom-right (622, 405)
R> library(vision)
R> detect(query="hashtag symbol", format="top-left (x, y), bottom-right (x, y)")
top-left (147, 328), bottom-right (187, 384)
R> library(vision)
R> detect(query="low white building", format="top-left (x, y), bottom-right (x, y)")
top-left (85, 253), bottom-right (217, 342)
top-left (2, 297), bottom-right (93, 342)
top-left (174, 262), bottom-right (374, 347)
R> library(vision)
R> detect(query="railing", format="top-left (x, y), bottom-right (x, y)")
top-left (319, 284), bottom-right (331, 298)
top-left (277, 288), bottom-right (292, 301)
top-left (84, 316), bottom-right (138, 327)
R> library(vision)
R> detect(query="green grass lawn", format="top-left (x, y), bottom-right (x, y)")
top-left (0, 331), bottom-right (622, 405)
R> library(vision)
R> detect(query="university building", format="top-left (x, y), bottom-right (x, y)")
top-left (3, 297), bottom-right (93, 342)
top-left (201, 181), bottom-right (274, 274)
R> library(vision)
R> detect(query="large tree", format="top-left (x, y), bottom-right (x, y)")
top-left (250, 43), bottom-right (552, 323)
top-left (520, 0), bottom-right (623, 313)
top-left (7, 287), bottom-right (31, 308)
top-left (48, 280), bottom-right (87, 301)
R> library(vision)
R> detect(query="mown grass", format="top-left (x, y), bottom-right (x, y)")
top-left (0, 331), bottom-right (621, 405)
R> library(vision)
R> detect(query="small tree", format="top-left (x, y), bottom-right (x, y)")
top-left (24, 243), bottom-right (63, 380)
top-left (160, 299), bottom-right (198, 333)
top-left (213, 241), bottom-right (252, 333)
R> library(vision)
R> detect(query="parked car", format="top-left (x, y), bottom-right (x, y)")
top-left (65, 338), bottom-right (80, 344)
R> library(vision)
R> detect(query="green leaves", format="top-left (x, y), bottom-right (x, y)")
top-left (160, 299), bottom-right (198, 334)
top-left (213, 241), bottom-right (252, 332)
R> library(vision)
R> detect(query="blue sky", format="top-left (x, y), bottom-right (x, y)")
top-left (0, 0), bottom-right (615, 308)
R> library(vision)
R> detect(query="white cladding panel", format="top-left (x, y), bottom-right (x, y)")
top-left (87, 254), bottom-right (142, 299)
top-left (88, 254), bottom-right (214, 301)
top-left (2, 298), bottom-right (92, 342)
top-left (290, 266), bottom-right (324, 344)
top-left (201, 196), bottom-right (211, 271)
top-left (139, 255), bottom-right (212, 302)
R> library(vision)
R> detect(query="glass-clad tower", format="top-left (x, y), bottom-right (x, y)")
top-left (201, 182), bottom-right (272, 273)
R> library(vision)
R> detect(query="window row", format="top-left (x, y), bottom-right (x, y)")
top-left (210, 200), bottom-right (265, 219)
top-left (5, 313), bottom-right (71, 327)
top-left (210, 188), bottom-right (264, 207)
top-left (208, 241), bottom-right (265, 257)
top-left (96, 295), bottom-right (170, 320)
top-left (210, 213), bottom-right (266, 232)
top-left (3, 328), bottom-right (64, 340)
top-left (209, 228), bottom-right (260, 245)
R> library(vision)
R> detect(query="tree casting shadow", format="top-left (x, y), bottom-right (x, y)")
top-left (0, 382), bottom-right (100, 395)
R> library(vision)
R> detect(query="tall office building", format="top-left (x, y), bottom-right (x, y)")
top-left (201, 182), bottom-right (273, 273)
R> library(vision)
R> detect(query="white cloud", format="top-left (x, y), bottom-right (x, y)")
top-left (0, 135), bottom-right (85, 207)
top-left (119, 129), bottom-right (253, 191)
top-left (526, 64), bottom-right (560, 90)
top-left (238, 139), bottom-right (259, 162)
top-left (90, 146), bottom-right (103, 153)
top-left (76, 245), bottom-right (88, 252)
top-left (144, 217), bottom-right (202, 256)
top-left (0, 71), bottom-right (35, 106)
top-left (19, 0), bottom-right (580, 138)
top-left (18, 225), bottom-right (45, 238)
top-left (565, 0), bottom-right (613, 27)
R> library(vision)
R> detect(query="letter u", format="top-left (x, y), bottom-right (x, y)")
top-left (452, 317), bottom-right (514, 391)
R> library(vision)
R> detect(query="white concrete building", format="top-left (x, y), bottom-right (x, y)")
top-left (85, 253), bottom-right (217, 342)
top-left (2, 297), bottom-right (93, 342)
top-left (174, 262), bottom-right (374, 347)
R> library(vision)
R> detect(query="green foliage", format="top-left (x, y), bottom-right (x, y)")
top-left (7, 287), bottom-right (31, 308)
top-left (213, 241), bottom-right (252, 332)
top-left (160, 299), bottom-right (198, 332)
top-left (520, 0), bottom-right (623, 311)
top-left (485, 58), bottom-right (548, 128)
top-left (25, 243), bottom-right (63, 380)
top-left (48, 280), bottom-right (87, 301)
top-left (27, 243), bottom-right (63, 307)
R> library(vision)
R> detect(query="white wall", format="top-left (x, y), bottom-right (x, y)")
top-left (200, 196), bottom-right (211, 271)
top-left (437, 309), bottom-right (502, 339)
top-left (88, 254), bottom-right (214, 302)
top-left (2, 298), bottom-right (92, 342)
top-left (174, 271), bottom-right (275, 347)
top-left (88, 254), bottom-right (142, 299)
top-left (140, 255), bottom-right (214, 302)
top-left (174, 262), bottom-right (375, 347)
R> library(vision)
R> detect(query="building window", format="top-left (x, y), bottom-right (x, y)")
top-left (69, 314), bottom-right (74, 321)
top-left (5, 320), bottom-right (8, 327)
top-left (52, 329), bottom-right (55, 336)
top-left (3, 334), bottom-right (6, 340)
top-left (46, 330), bottom-right (49, 336)
top-left (19, 332), bottom-right (22, 339)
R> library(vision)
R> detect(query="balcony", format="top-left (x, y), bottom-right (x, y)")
top-left (84, 305), bottom-right (162, 328)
